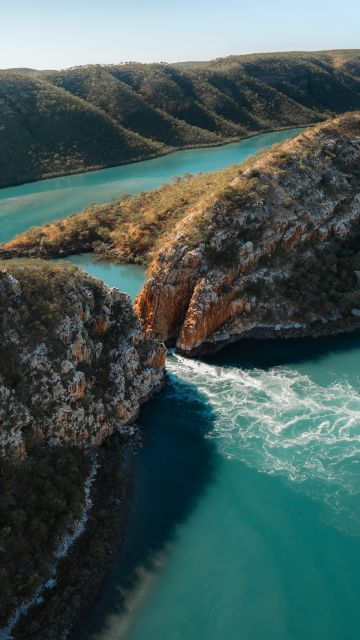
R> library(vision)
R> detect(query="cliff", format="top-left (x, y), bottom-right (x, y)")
top-left (0, 259), bottom-right (165, 631)
top-left (1, 49), bottom-right (360, 187)
top-left (134, 112), bottom-right (360, 354)
top-left (4, 114), bottom-right (360, 357)
top-left (0, 260), bottom-right (165, 456)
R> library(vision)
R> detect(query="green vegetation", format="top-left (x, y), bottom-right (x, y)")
top-left (0, 438), bottom-right (90, 626)
top-left (288, 224), bottom-right (360, 321)
top-left (11, 433), bottom-right (131, 640)
top-left (1, 50), bottom-right (360, 187)
top-left (0, 72), bottom-right (164, 189)
top-left (3, 112), bottom-right (359, 271)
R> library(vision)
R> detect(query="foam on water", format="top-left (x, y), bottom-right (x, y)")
top-left (167, 353), bottom-right (360, 534)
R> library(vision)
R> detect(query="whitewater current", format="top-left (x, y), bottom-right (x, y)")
top-left (167, 353), bottom-right (360, 536)
top-left (2, 126), bottom-right (358, 639)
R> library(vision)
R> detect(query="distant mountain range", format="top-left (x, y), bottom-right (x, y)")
top-left (0, 49), bottom-right (359, 188)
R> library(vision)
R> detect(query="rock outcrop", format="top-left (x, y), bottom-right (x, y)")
top-left (2, 113), bottom-right (360, 360)
top-left (0, 260), bottom-right (166, 456)
top-left (135, 112), bottom-right (360, 354)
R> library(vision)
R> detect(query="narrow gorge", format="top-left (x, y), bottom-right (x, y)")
top-left (135, 112), bottom-right (360, 353)
top-left (1, 112), bottom-right (360, 640)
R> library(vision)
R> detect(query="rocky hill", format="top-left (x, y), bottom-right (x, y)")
top-left (133, 112), bottom-right (360, 354)
top-left (1, 49), bottom-right (360, 187)
top-left (1, 110), bottom-right (360, 634)
top-left (0, 260), bottom-right (165, 631)
top-left (0, 260), bottom-right (165, 455)
top-left (5, 113), bottom-right (360, 356)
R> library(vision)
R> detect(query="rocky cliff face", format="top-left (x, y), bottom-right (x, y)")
top-left (0, 260), bottom-right (166, 456)
top-left (135, 113), bottom-right (360, 354)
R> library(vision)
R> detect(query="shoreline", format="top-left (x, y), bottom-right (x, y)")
top-left (8, 319), bottom-right (360, 638)
top-left (11, 431), bottom-right (138, 640)
top-left (0, 124), bottom-right (311, 192)
top-left (181, 320), bottom-right (360, 357)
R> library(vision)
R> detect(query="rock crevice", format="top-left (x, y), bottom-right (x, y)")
top-left (135, 113), bottom-right (360, 354)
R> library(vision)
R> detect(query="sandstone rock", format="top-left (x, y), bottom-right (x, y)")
top-left (0, 262), bottom-right (165, 456)
top-left (135, 113), bottom-right (360, 355)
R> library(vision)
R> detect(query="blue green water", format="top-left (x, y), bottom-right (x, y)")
top-left (60, 254), bottom-right (146, 301)
top-left (0, 129), bottom-right (302, 243)
top-left (2, 128), bottom-right (360, 639)
top-left (71, 267), bottom-right (360, 640)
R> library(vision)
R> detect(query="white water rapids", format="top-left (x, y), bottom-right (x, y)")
top-left (167, 353), bottom-right (360, 535)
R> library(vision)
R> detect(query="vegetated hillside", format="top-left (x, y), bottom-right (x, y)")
top-left (133, 112), bottom-right (360, 354)
top-left (4, 113), bottom-right (360, 356)
top-left (0, 260), bottom-right (165, 456)
top-left (47, 66), bottom-right (218, 148)
top-left (0, 167), bottom-right (243, 263)
top-left (0, 72), bottom-right (165, 188)
top-left (0, 260), bottom-right (165, 630)
top-left (0, 49), bottom-right (360, 187)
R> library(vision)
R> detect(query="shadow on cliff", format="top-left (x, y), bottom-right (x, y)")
top-left (204, 332), bottom-right (360, 370)
top-left (74, 373), bottom-right (218, 639)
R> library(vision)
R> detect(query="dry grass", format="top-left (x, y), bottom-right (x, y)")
top-left (2, 113), bottom-right (359, 267)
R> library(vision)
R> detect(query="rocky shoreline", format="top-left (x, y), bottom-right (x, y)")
top-left (183, 318), bottom-right (360, 356)
top-left (11, 429), bottom-right (138, 640)
top-left (135, 113), bottom-right (360, 355)
top-left (0, 259), bottom-right (166, 637)
top-left (1, 112), bottom-right (360, 639)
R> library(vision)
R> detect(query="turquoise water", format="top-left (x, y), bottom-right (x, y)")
top-left (0, 129), bottom-right (302, 243)
top-left (60, 254), bottom-right (146, 301)
top-left (3, 128), bottom-right (360, 639)
top-left (71, 264), bottom-right (360, 640)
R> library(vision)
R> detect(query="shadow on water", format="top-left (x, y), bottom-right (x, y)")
top-left (74, 373), bottom-right (218, 640)
top-left (204, 332), bottom-right (360, 370)
top-left (74, 332), bottom-right (360, 639)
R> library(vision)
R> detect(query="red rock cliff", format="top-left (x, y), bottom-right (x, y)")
top-left (135, 113), bottom-right (360, 354)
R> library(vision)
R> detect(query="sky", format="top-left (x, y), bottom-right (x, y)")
top-left (1, 0), bottom-right (359, 70)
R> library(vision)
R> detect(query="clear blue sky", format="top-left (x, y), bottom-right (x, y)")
top-left (1, 0), bottom-right (359, 70)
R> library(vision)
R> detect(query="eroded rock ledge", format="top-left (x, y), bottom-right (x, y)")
top-left (0, 260), bottom-right (166, 456)
top-left (134, 112), bottom-right (360, 355)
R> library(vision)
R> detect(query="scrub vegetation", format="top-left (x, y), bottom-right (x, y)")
top-left (1, 49), bottom-right (360, 187)
top-left (0, 440), bottom-right (90, 627)
top-left (2, 112), bottom-right (359, 273)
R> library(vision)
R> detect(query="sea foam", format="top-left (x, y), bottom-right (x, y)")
top-left (167, 353), bottom-right (360, 535)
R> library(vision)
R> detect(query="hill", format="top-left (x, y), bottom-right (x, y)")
top-left (0, 49), bottom-right (360, 187)
top-left (0, 259), bottom-right (165, 631)
top-left (4, 112), bottom-right (360, 356)
top-left (0, 71), bottom-right (164, 188)
top-left (134, 111), bottom-right (360, 353)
